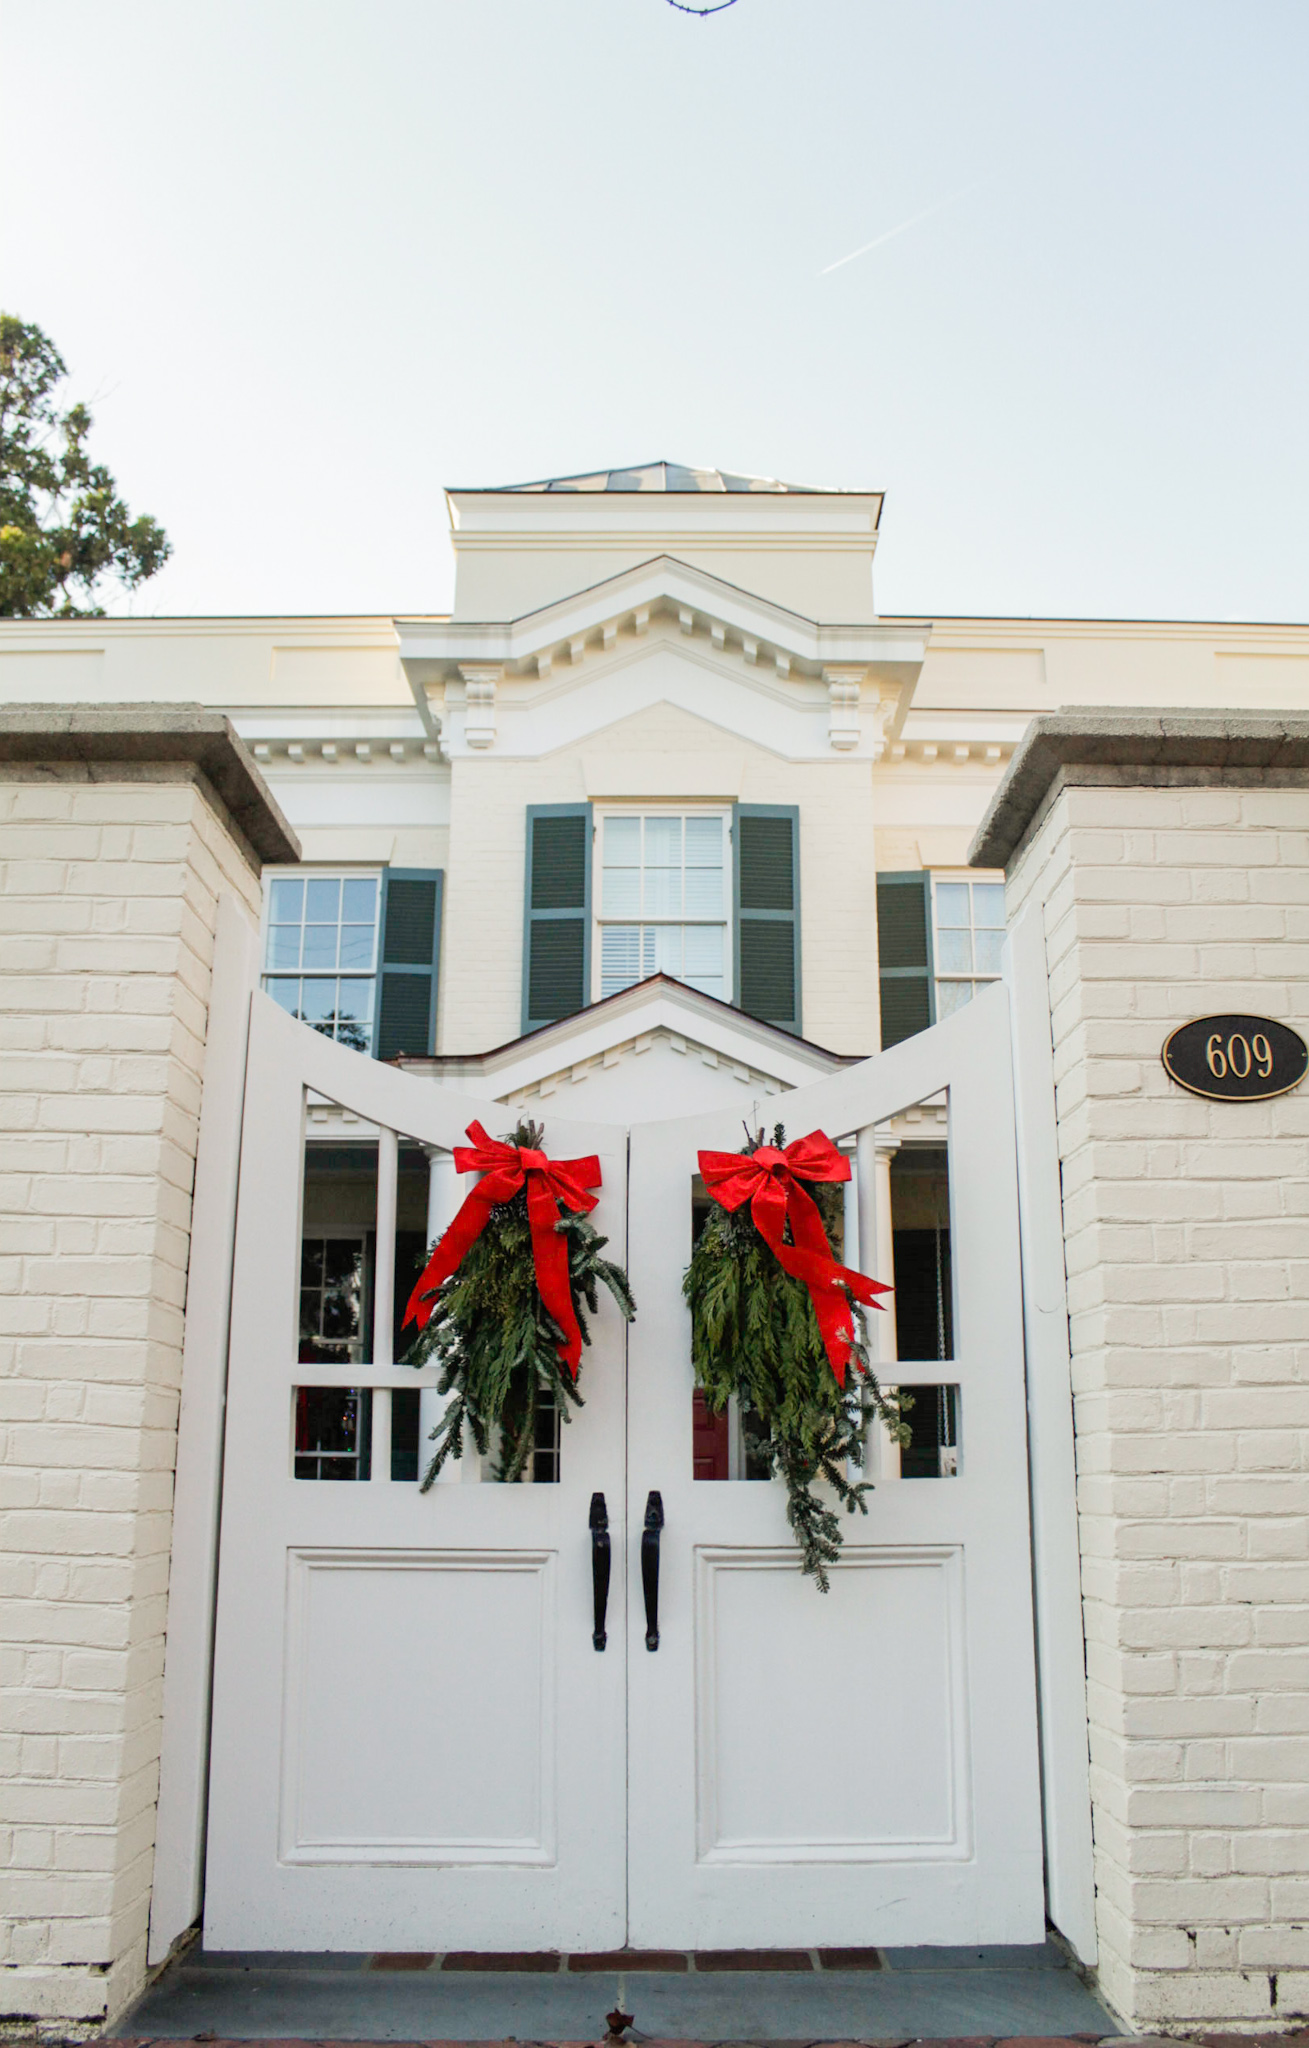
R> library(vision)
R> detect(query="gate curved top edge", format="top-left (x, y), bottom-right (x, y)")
top-left (249, 990), bottom-right (628, 1155)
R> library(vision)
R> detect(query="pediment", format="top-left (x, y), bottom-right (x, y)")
top-left (395, 556), bottom-right (928, 761)
top-left (395, 975), bottom-right (856, 1124)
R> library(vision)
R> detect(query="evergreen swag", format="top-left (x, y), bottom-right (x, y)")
top-left (404, 1121), bottom-right (635, 1487)
top-left (684, 1125), bottom-right (909, 1591)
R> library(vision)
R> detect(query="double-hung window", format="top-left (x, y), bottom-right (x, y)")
top-left (596, 811), bottom-right (730, 1002)
top-left (262, 866), bottom-right (445, 1059)
top-left (263, 872), bottom-right (380, 1052)
top-left (932, 875), bottom-right (1006, 1017)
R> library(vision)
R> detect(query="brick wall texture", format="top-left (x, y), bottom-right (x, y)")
top-left (1008, 778), bottom-right (1309, 2030)
top-left (0, 765), bottom-right (260, 2025)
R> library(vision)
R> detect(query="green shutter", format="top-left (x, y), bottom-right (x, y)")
top-left (877, 871), bottom-right (934, 1048)
top-left (523, 804), bottom-right (592, 1034)
top-left (375, 869), bottom-right (443, 1059)
top-left (734, 805), bottom-right (800, 1033)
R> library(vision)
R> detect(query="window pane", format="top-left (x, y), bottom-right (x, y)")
top-left (300, 978), bottom-right (337, 1026)
top-left (601, 926), bottom-right (641, 997)
top-left (974, 929), bottom-right (1005, 975)
top-left (302, 923), bottom-right (338, 970)
top-left (684, 873), bottom-right (722, 917)
top-left (684, 925), bottom-right (723, 977)
top-left (974, 883), bottom-right (1006, 929)
top-left (685, 816), bottom-right (722, 866)
top-left (604, 816), bottom-right (640, 864)
top-left (306, 876), bottom-right (341, 922)
top-left (936, 979), bottom-right (974, 1017)
top-left (651, 926), bottom-right (684, 976)
top-left (339, 923), bottom-right (374, 970)
top-left (267, 977), bottom-right (301, 1017)
top-left (267, 925), bottom-right (301, 970)
top-left (936, 929), bottom-right (973, 974)
top-left (641, 928), bottom-right (659, 977)
top-left (602, 817), bottom-right (641, 915)
top-left (644, 863), bottom-right (683, 917)
top-left (270, 877), bottom-right (304, 923)
top-left (644, 816), bottom-right (681, 866)
top-left (684, 925), bottom-right (725, 997)
top-left (936, 882), bottom-right (970, 928)
top-left (603, 864), bottom-right (641, 916)
top-left (341, 876), bottom-right (378, 924)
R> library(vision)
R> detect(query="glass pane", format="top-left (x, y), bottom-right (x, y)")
top-left (334, 981), bottom-right (373, 1053)
top-left (936, 928), bottom-right (973, 974)
top-left (644, 816), bottom-right (681, 866)
top-left (269, 877), bottom-right (304, 923)
top-left (267, 924), bottom-right (302, 971)
top-left (935, 978), bottom-right (973, 1017)
top-left (651, 926), bottom-right (684, 976)
top-left (603, 865), bottom-right (641, 916)
top-left (301, 1240), bottom-right (324, 1286)
top-left (684, 925), bottom-right (723, 978)
top-left (644, 863), bottom-right (683, 917)
top-left (338, 924), bottom-right (374, 970)
top-left (300, 978), bottom-right (337, 1026)
top-left (341, 876), bottom-right (378, 924)
top-left (974, 929), bottom-right (1005, 975)
top-left (685, 816), bottom-right (723, 865)
top-left (266, 977), bottom-right (301, 1017)
top-left (302, 923), bottom-right (338, 971)
top-left (641, 927), bottom-right (659, 977)
top-left (974, 883), bottom-right (1006, 928)
top-left (603, 815), bottom-right (640, 864)
top-left (685, 864), bottom-right (723, 916)
top-left (305, 876), bottom-right (341, 922)
top-left (935, 882), bottom-right (970, 928)
top-left (601, 925), bottom-right (641, 997)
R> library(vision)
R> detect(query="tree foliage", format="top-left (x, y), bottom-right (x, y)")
top-left (404, 1122), bottom-right (636, 1486)
top-left (684, 1125), bottom-right (910, 1590)
top-left (0, 315), bottom-right (171, 618)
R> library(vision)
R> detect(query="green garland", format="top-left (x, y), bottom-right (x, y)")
top-left (404, 1121), bottom-right (635, 1485)
top-left (684, 1125), bottom-right (909, 1590)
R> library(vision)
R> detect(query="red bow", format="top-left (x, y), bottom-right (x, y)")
top-left (403, 1121), bottom-right (602, 1377)
top-left (697, 1130), bottom-right (892, 1385)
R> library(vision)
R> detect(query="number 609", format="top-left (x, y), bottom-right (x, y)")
top-left (1206, 1031), bottom-right (1273, 1080)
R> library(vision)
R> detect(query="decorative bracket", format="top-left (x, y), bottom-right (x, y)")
top-left (460, 663), bottom-right (502, 750)
top-left (823, 665), bottom-right (865, 752)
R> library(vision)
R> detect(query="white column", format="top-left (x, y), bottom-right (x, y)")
top-left (370, 1125), bottom-right (397, 1483)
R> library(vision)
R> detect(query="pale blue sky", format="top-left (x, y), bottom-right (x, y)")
top-left (2, 0), bottom-right (1306, 622)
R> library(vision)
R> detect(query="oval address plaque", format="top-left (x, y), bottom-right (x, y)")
top-left (1162, 1014), bottom-right (1308, 1103)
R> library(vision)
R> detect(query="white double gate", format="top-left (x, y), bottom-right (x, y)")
top-left (205, 985), bottom-right (1046, 1953)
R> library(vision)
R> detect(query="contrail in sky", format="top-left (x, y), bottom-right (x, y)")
top-left (819, 189), bottom-right (968, 276)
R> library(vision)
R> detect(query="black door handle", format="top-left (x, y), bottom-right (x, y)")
top-left (641, 1490), bottom-right (664, 1651)
top-left (589, 1492), bottom-right (611, 1651)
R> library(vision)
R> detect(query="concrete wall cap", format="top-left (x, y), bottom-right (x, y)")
top-left (0, 702), bottom-right (300, 864)
top-left (969, 709), bottom-right (1309, 871)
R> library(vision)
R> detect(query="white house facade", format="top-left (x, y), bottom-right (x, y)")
top-left (2, 463), bottom-right (1308, 2034)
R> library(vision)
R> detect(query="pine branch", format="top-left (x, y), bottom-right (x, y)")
top-left (685, 1130), bottom-right (907, 1589)
top-left (405, 1121), bottom-right (635, 1486)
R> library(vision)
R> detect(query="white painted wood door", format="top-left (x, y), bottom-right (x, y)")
top-left (625, 985), bottom-right (1046, 1948)
top-left (204, 995), bottom-right (630, 1952)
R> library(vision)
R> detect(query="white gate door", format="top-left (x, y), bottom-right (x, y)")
top-left (625, 986), bottom-right (1046, 1948)
top-left (204, 995), bottom-right (630, 1952)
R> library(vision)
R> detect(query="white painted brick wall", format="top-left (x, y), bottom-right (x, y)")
top-left (1008, 779), bottom-right (1309, 2030)
top-left (0, 767), bottom-right (260, 2026)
